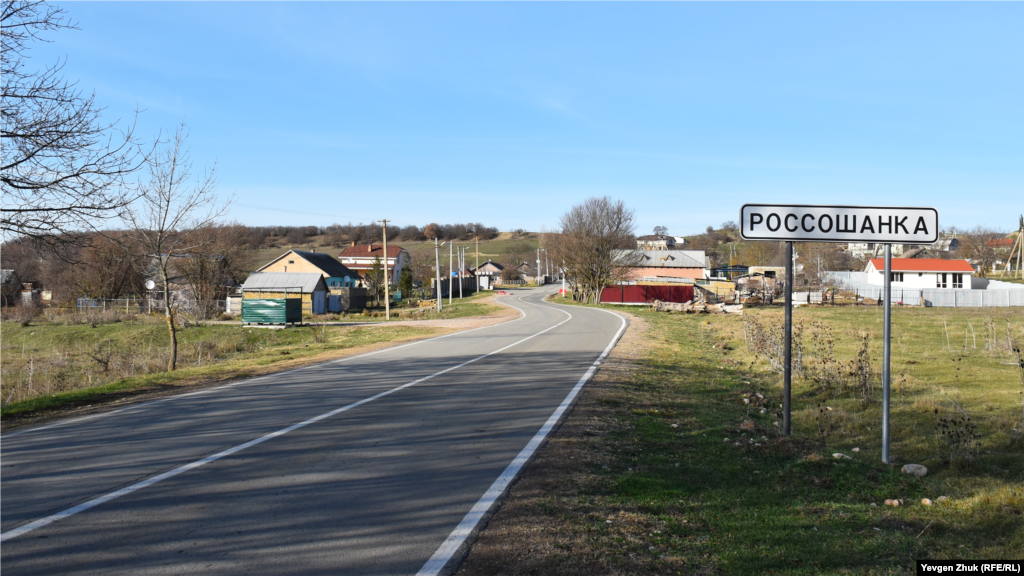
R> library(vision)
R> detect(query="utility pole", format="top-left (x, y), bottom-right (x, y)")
top-left (458, 246), bottom-right (464, 299)
top-left (435, 238), bottom-right (443, 312)
top-left (449, 240), bottom-right (454, 306)
top-left (475, 236), bottom-right (480, 292)
top-left (536, 248), bottom-right (542, 285)
top-left (380, 219), bottom-right (391, 321)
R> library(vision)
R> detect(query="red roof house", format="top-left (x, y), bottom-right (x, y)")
top-left (338, 244), bottom-right (411, 284)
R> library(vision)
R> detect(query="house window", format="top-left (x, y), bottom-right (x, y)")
top-left (889, 272), bottom-right (904, 282)
top-left (936, 273), bottom-right (947, 288)
top-left (764, 271), bottom-right (776, 279)
top-left (952, 273), bottom-right (963, 289)
top-left (288, 260), bottom-right (295, 264)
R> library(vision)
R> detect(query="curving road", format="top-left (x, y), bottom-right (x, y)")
top-left (0, 288), bottom-right (626, 576)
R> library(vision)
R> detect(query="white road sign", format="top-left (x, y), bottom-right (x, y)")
top-left (739, 204), bottom-right (939, 244)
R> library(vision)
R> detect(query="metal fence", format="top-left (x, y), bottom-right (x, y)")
top-left (821, 287), bottom-right (1024, 308)
top-left (820, 271), bottom-right (1024, 307)
top-left (76, 298), bottom-right (228, 314)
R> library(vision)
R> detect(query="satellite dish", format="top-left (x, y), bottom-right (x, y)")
top-left (145, 280), bottom-right (156, 290)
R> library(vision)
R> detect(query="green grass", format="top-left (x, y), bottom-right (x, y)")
top-left (537, 297), bottom-right (1023, 573)
top-left (0, 318), bottom-right (441, 420)
top-left (344, 288), bottom-right (505, 321)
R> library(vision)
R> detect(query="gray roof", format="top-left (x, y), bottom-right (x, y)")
top-left (1, 270), bottom-right (15, 284)
top-left (241, 272), bottom-right (326, 293)
top-left (617, 250), bottom-right (706, 268)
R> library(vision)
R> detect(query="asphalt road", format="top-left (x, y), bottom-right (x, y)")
top-left (1, 288), bottom-right (626, 576)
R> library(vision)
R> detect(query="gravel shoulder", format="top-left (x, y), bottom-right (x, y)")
top-left (455, 307), bottom-right (649, 575)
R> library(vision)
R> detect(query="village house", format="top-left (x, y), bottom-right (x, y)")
top-left (865, 258), bottom-right (975, 289)
top-left (847, 237), bottom-right (959, 260)
top-left (616, 249), bottom-right (708, 281)
top-left (472, 260), bottom-right (504, 290)
top-left (636, 234), bottom-right (685, 250)
top-left (256, 249), bottom-right (360, 291)
top-left (338, 244), bottom-right (411, 285)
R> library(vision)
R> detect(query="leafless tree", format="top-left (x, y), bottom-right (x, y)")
top-left (502, 240), bottom-right (531, 271)
top-left (957, 226), bottom-right (1005, 277)
top-left (122, 124), bottom-right (229, 371)
top-left (739, 241), bottom-right (782, 266)
top-left (1, 1), bottom-right (149, 253)
top-left (549, 197), bottom-right (639, 304)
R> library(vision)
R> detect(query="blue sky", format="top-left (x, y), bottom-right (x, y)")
top-left (31, 2), bottom-right (1023, 235)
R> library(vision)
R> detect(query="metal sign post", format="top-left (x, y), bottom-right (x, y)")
top-left (882, 244), bottom-right (892, 464)
top-left (783, 241), bottom-right (793, 436)
top-left (740, 204), bottom-right (937, 458)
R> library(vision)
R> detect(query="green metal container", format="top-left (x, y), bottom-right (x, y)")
top-left (242, 298), bottom-right (302, 324)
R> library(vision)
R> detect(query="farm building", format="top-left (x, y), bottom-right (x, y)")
top-left (256, 250), bottom-right (360, 291)
top-left (748, 266), bottom-right (787, 281)
top-left (865, 258), bottom-right (975, 289)
top-left (616, 249), bottom-right (708, 281)
top-left (242, 272), bottom-right (328, 315)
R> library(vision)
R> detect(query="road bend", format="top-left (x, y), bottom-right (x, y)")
top-left (1, 287), bottom-right (626, 576)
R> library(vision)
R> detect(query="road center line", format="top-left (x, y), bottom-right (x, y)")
top-left (2, 295), bottom-right (529, 439)
top-left (417, 302), bottom-right (627, 576)
top-left (0, 295), bottom-right (564, 543)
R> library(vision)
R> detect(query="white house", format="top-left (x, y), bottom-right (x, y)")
top-left (848, 237), bottom-right (959, 260)
top-left (865, 258), bottom-right (975, 289)
top-left (338, 244), bottom-right (411, 285)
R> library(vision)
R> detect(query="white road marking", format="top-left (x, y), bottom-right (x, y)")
top-left (0, 294), bottom-right (560, 543)
top-left (417, 298), bottom-right (627, 576)
top-left (2, 297), bottom-right (528, 439)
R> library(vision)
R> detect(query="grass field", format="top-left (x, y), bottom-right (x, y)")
top-left (460, 300), bottom-right (1024, 574)
top-left (0, 316), bottom-right (440, 421)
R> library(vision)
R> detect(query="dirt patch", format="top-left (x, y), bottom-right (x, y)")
top-left (456, 310), bottom-right (650, 576)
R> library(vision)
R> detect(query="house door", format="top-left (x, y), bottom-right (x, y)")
top-left (312, 291), bottom-right (326, 314)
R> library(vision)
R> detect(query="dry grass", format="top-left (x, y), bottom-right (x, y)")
top-left (457, 301), bottom-right (1024, 576)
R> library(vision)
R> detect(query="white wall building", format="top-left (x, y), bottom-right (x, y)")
top-left (865, 258), bottom-right (976, 289)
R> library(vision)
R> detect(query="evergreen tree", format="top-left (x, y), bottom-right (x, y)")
top-left (399, 266), bottom-right (413, 296)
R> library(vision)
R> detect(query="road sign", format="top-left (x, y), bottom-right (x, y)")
top-left (738, 203), bottom-right (940, 466)
top-left (740, 204), bottom-right (939, 244)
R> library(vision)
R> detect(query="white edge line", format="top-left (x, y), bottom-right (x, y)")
top-left (2, 295), bottom-right (529, 439)
top-left (416, 300), bottom-right (627, 576)
top-left (0, 293), bottom-right (562, 543)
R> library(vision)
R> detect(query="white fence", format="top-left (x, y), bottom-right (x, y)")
top-left (820, 272), bottom-right (1024, 307)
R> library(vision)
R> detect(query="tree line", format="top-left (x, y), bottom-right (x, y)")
top-left (251, 221), bottom-right (501, 248)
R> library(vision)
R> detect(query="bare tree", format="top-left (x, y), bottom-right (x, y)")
top-left (122, 124), bottom-right (228, 371)
top-left (652, 225), bottom-right (668, 236)
top-left (550, 197), bottom-right (639, 304)
top-left (739, 241), bottom-right (782, 266)
top-left (1, 1), bottom-right (148, 252)
top-left (957, 226), bottom-right (1005, 277)
top-left (502, 240), bottom-right (531, 271)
